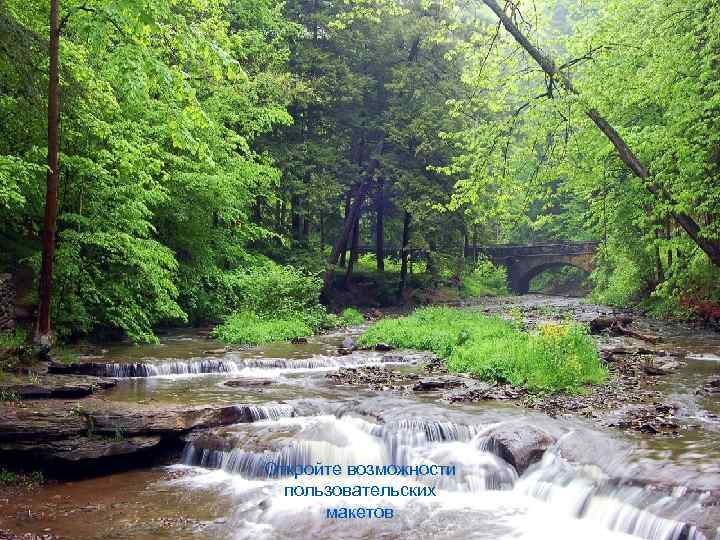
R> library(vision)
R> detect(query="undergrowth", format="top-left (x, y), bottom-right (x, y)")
top-left (358, 307), bottom-right (606, 393)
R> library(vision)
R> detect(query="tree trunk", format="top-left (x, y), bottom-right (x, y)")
top-left (398, 211), bottom-right (411, 297)
top-left (344, 213), bottom-right (361, 287)
top-left (339, 191), bottom-right (351, 268)
top-left (654, 229), bottom-right (664, 285)
top-left (375, 177), bottom-right (385, 272)
top-left (463, 223), bottom-right (470, 263)
top-left (319, 213), bottom-right (325, 252)
top-left (302, 216), bottom-right (310, 240)
top-left (252, 198), bottom-right (262, 224)
top-left (36, 0), bottom-right (61, 346)
top-left (481, 0), bottom-right (720, 266)
top-left (322, 138), bottom-right (384, 293)
top-left (291, 195), bottom-right (301, 241)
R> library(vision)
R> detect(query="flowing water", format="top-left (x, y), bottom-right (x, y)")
top-left (2, 296), bottom-right (719, 540)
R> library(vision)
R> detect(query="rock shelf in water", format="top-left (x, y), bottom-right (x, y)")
top-left (0, 399), bottom-right (294, 473)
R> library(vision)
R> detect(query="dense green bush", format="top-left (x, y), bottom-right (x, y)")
top-left (460, 258), bottom-right (508, 298)
top-left (210, 261), bottom-right (344, 345)
top-left (182, 259), bottom-right (325, 323)
top-left (340, 308), bottom-right (365, 326)
top-left (210, 311), bottom-right (312, 345)
top-left (358, 307), bottom-right (606, 393)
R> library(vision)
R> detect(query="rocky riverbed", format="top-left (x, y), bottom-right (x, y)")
top-left (1, 295), bottom-right (719, 540)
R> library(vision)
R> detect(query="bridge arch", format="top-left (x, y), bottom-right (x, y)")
top-left (510, 260), bottom-right (593, 295)
top-left (480, 242), bottom-right (598, 295)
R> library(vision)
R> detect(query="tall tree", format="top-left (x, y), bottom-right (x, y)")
top-left (36, 0), bottom-right (60, 346)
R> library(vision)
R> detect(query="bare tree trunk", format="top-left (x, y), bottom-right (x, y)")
top-left (344, 213), bottom-right (360, 287)
top-left (36, 0), bottom-right (61, 346)
top-left (481, 0), bottom-right (720, 266)
top-left (339, 191), bottom-right (351, 268)
top-left (375, 177), bottom-right (385, 272)
top-left (398, 211), bottom-right (411, 297)
top-left (322, 138), bottom-right (384, 293)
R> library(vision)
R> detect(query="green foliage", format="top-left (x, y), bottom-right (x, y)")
top-left (0, 388), bottom-right (20, 402)
top-left (1, 0), bottom-right (296, 342)
top-left (0, 328), bottom-right (26, 350)
top-left (359, 307), bottom-right (606, 393)
top-left (530, 266), bottom-right (590, 296)
top-left (211, 311), bottom-right (312, 345)
top-left (184, 259), bottom-right (324, 324)
top-left (340, 307), bottom-right (365, 326)
top-left (450, 322), bottom-right (607, 393)
top-left (0, 468), bottom-right (44, 486)
top-left (460, 258), bottom-right (508, 298)
top-left (209, 261), bottom-right (344, 344)
top-left (356, 254), bottom-right (402, 273)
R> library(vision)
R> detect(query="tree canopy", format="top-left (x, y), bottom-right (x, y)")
top-left (1, 0), bottom-right (718, 342)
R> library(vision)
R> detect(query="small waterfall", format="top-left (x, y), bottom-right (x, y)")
top-left (366, 419), bottom-right (484, 464)
top-left (103, 359), bottom-right (241, 377)
top-left (517, 451), bottom-right (709, 540)
top-left (234, 404), bottom-right (295, 421)
top-left (101, 352), bottom-right (416, 378)
top-left (182, 415), bottom-right (516, 492)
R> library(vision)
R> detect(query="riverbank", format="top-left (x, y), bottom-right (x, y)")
top-left (1, 295), bottom-right (719, 539)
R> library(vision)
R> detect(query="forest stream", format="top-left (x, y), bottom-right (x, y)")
top-left (1, 296), bottom-right (719, 540)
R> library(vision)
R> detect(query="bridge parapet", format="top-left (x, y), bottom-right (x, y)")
top-left (480, 241), bottom-right (600, 259)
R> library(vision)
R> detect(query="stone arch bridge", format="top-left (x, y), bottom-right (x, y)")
top-left (477, 241), bottom-right (599, 294)
top-left (355, 240), bottom-right (599, 295)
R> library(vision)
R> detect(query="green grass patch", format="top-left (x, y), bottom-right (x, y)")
top-left (357, 307), bottom-right (607, 393)
top-left (0, 328), bottom-right (27, 350)
top-left (211, 311), bottom-right (313, 345)
top-left (340, 308), bottom-right (365, 326)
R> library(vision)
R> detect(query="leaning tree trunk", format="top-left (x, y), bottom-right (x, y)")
top-left (375, 177), bottom-right (385, 272)
top-left (322, 138), bottom-right (384, 294)
top-left (481, 0), bottom-right (720, 266)
top-left (36, 0), bottom-right (61, 346)
top-left (398, 211), bottom-right (411, 297)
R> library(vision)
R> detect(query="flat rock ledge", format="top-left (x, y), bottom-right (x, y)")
top-left (0, 399), bottom-right (292, 474)
top-left (0, 375), bottom-right (117, 400)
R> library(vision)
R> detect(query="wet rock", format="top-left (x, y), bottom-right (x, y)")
top-left (445, 383), bottom-right (526, 402)
top-left (1, 376), bottom-right (117, 400)
top-left (47, 361), bottom-right (105, 377)
top-left (687, 353), bottom-right (720, 362)
top-left (480, 423), bottom-right (556, 474)
top-left (589, 315), bottom-right (634, 334)
top-left (290, 337), bottom-right (308, 344)
top-left (608, 403), bottom-right (681, 435)
top-left (223, 378), bottom-right (273, 387)
top-left (327, 366), bottom-right (420, 390)
top-left (374, 343), bottom-right (394, 352)
top-left (0, 399), bottom-right (294, 470)
top-left (424, 356), bottom-right (448, 375)
top-left (642, 357), bottom-right (681, 376)
top-left (700, 376), bottom-right (720, 395)
top-left (202, 349), bottom-right (227, 355)
top-left (382, 352), bottom-right (435, 365)
top-left (336, 348), bottom-right (352, 356)
top-left (342, 337), bottom-right (355, 350)
top-left (413, 376), bottom-right (467, 392)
